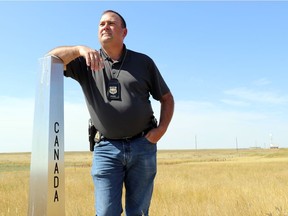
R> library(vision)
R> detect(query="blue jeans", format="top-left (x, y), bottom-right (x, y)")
top-left (91, 136), bottom-right (157, 216)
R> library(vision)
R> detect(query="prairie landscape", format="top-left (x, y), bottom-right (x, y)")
top-left (1, 148), bottom-right (288, 216)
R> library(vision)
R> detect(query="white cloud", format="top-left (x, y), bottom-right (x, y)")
top-left (224, 87), bottom-right (288, 105)
top-left (252, 78), bottom-right (271, 86)
top-left (0, 96), bottom-right (34, 152)
top-left (64, 101), bottom-right (90, 151)
top-left (0, 96), bottom-right (90, 153)
top-left (159, 100), bottom-right (288, 149)
top-left (220, 99), bottom-right (250, 107)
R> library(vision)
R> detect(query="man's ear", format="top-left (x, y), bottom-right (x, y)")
top-left (123, 28), bottom-right (128, 38)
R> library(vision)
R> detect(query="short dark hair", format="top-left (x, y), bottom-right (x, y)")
top-left (102, 10), bottom-right (126, 28)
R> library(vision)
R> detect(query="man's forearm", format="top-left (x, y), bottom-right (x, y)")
top-left (144, 92), bottom-right (174, 144)
top-left (158, 92), bottom-right (174, 134)
top-left (47, 45), bottom-right (103, 72)
top-left (47, 46), bottom-right (80, 66)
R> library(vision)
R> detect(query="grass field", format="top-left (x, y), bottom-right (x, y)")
top-left (1, 148), bottom-right (288, 216)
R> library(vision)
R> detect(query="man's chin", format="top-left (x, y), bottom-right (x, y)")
top-left (101, 37), bottom-right (113, 43)
top-left (102, 34), bottom-right (113, 40)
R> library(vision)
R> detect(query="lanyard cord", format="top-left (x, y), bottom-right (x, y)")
top-left (101, 49), bottom-right (127, 79)
top-left (111, 49), bottom-right (127, 79)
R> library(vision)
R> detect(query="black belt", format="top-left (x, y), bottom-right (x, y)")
top-left (103, 127), bottom-right (152, 142)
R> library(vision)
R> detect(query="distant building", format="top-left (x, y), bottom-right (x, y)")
top-left (270, 144), bottom-right (279, 149)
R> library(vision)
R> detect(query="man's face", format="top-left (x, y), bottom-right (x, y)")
top-left (98, 12), bottom-right (127, 45)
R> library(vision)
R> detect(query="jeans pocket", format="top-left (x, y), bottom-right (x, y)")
top-left (143, 136), bottom-right (157, 145)
top-left (94, 140), bottom-right (110, 150)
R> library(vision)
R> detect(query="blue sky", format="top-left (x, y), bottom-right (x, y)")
top-left (0, 1), bottom-right (287, 152)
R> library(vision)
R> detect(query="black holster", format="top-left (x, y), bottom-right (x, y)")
top-left (88, 119), bottom-right (97, 152)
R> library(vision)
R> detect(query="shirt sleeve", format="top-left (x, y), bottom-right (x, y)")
top-left (64, 57), bottom-right (87, 83)
top-left (148, 58), bottom-right (170, 101)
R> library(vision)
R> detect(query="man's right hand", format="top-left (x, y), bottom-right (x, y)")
top-left (78, 46), bottom-right (104, 72)
top-left (47, 45), bottom-right (104, 72)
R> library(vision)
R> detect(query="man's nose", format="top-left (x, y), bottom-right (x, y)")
top-left (103, 23), bottom-right (110, 29)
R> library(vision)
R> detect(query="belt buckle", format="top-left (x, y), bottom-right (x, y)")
top-left (123, 131), bottom-right (144, 141)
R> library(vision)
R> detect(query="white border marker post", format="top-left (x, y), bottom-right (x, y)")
top-left (28, 56), bottom-right (65, 216)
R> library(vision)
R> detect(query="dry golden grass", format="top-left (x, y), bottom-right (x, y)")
top-left (1, 149), bottom-right (288, 216)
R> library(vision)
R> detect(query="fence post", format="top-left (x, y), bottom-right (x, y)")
top-left (28, 56), bottom-right (65, 216)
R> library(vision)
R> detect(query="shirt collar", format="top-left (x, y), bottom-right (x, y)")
top-left (100, 44), bottom-right (127, 63)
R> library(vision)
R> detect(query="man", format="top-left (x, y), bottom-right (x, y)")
top-left (47, 10), bottom-right (174, 216)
